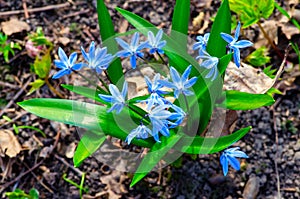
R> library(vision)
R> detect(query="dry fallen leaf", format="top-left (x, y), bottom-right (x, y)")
top-left (1, 17), bottom-right (30, 35)
top-left (0, 130), bottom-right (22, 158)
top-left (58, 37), bottom-right (71, 46)
top-left (224, 62), bottom-right (274, 94)
top-left (65, 142), bottom-right (76, 159)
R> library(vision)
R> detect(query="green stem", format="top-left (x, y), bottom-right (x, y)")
top-left (183, 94), bottom-right (190, 113)
top-left (97, 74), bottom-right (109, 92)
top-left (72, 70), bottom-right (106, 93)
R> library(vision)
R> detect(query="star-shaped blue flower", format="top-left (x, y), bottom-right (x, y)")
top-left (193, 33), bottom-right (210, 54)
top-left (168, 103), bottom-right (186, 128)
top-left (197, 50), bottom-right (219, 81)
top-left (125, 124), bottom-right (152, 144)
top-left (98, 81), bottom-right (128, 114)
top-left (81, 41), bottom-right (114, 74)
top-left (159, 65), bottom-right (198, 99)
top-left (148, 104), bottom-right (174, 142)
top-left (146, 29), bottom-right (166, 54)
top-left (221, 22), bottom-right (253, 67)
top-left (115, 32), bottom-right (148, 69)
top-left (53, 47), bottom-right (83, 79)
top-left (220, 147), bottom-right (248, 176)
top-left (139, 74), bottom-right (169, 110)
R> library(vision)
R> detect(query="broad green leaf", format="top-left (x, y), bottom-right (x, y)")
top-left (171, 0), bottom-right (190, 49)
top-left (62, 84), bottom-right (148, 118)
top-left (28, 79), bottom-right (45, 95)
top-left (33, 51), bottom-right (51, 79)
top-left (218, 90), bottom-right (275, 110)
top-left (73, 131), bottom-right (106, 167)
top-left (61, 84), bottom-right (105, 103)
top-left (206, 0), bottom-right (231, 58)
top-left (130, 132), bottom-right (183, 187)
top-left (177, 126), bottom-right (251, 154)
top-left (18, 99), bottom-right (154, 148)
top-left (96, 0), bottom-right (124, 87)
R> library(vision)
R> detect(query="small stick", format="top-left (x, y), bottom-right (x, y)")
top-left (0, 2), bottom-right (77, 17)
top-left (54, 154), bottom-right (83, 176)
top-left (0, 81), bottom-right (19, 89)
top-left (0, 77), bottom-right (32, 118)
top-left (22, 0), bottom-right (29, 19)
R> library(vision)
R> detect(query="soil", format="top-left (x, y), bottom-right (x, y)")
top-left (0, 0), bottom-right (299, 199)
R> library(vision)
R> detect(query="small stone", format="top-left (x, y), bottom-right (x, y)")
top-left (278, 138), bottom-right (284, 144)
top-left (293, 140), bottom-right (300, 151)
top-left (243, 176), bottom-right (260, 199)
top-left (208, 174), bottom-right (226, 185)
top-left (260, 175), bottom-right (267, 185)
top-left (286, 179), bottom-right (293, 185)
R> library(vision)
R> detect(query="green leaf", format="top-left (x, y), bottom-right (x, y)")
top-left (130, 132), bottom-right (183, 187)
top-left (18, 98), bottom-right (154, 148)
top-left (171, 0), bottom-right (190, 50)
top-left (61, 84), bottom-right (105, 103)
top-left (29, 188), bottom-right (39, 199)
top-left (28, 79), bottom-right (45, 95)
top-left (274, 2), bottom-right (300, 30)
top-left (263, 65), bottom-right (276, 79)
top-left (229, 0), bottom-right (274, 28)
top-left (177, 126), bottom-right (251, 154)
top-left (218, 90), bottom-right (275, 110)
top-left (33, 51), bottom-right (51, 79)
top-left (206, 0), bottom-right (231, 58)
top-left (73, 131), bottom-right (106, 167)
top-left (62, 84), bottom-right (148, 118)
top-left (96, 0), bottom-right (124, 87)
top-left (245, 46), bottom-right (271, 67)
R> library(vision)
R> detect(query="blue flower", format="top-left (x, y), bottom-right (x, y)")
top-left (125, 124), bottom-right (152, 144)
top-left (146, 29), bottom-right (166, 54)
top-left (139, 74), bottom-right (169, 110)
top-left (197, 50), bottom-right (219, 81)
top-left (168, 104), bottom-right (186, 128)
top-left (145, 74), bottom-right (166, 95)
top-left (193, 33), bottom-right (210, 53)
top-left (98, 81), bottom-right (128, 114)
top-left (220, 147), bottom-right (248, 176)
top-left (159, 65), bottom-right (198, 99)
top-left (81, 41), bottom-right (114, 74)
top-left (115, 32), bottom-right (148, 69)
top-left (53, 47), bottom-right (83, 79)
top-left (148, 105), bottom-right (174, 142)
top-left (221, 22), bottom-right (253, 67)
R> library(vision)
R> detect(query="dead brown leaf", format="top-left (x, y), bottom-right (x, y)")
top-left (224, 62), bottom-right (274, 94)
top-left (0, 130), bottom-right (22, 158)
top-left (1, 17), bottom-right (30, 35)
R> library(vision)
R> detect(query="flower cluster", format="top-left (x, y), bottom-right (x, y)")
top-left (193, 22), bottom-right (253, 81)
top-left (99, 65), bottom-right (197, 144)
top-left (52, 26), bottom-right (251, 176)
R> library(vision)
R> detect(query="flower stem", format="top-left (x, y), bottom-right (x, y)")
top-left (183, 94), bottom-right (190, 113)
top-left (97, 74), bottom-right (109, 92)
top-left (156, 52), bottom-right (168, 66)
top-left (72, 70), bottom-right (107, 93)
